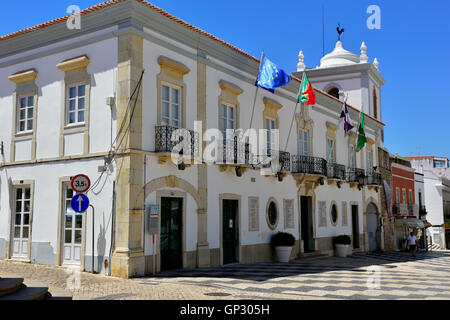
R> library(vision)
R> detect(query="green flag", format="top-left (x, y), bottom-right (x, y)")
top-left (356, 112), bottom-right (366, 152)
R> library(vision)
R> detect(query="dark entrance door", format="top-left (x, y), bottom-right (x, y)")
top-left (301, 196), bottom-right (315, 253)
top-left (352, 205), bottom-right (360, 249)
top-left (160, 197), bottom-right (182, 271)
top-left (223, 199), bottom-right (239, 264)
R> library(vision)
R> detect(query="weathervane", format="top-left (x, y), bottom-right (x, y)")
top-left (337, 23), bottom-right (344, 41)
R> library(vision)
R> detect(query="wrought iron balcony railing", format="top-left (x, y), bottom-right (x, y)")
top-left (291, 155), bottom-right (327, 176)
top-left (327, 163), bottom-right (346, 180)
top-left (256, 150), bottom-right (291, 172)
top-left (155, 125), bottom-right (199, 157)
top-left (393, 203), bottom-right (408, 216)
top-left (221, 137), bottom-right (252, 165)
top-left (366, 171), bottom-right (382, 185)
top-left (346, 168), bottom-right (365, 184)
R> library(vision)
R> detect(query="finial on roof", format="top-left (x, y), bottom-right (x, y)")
top-left (360, 41), bottom-right (368, 63)
top-left (297, 50), bottom-right (305, 72)
top-left (373, 57), bottom-right (379, 69)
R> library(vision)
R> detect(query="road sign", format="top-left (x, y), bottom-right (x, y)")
top-left (71, 194), bottom-right (90, 213)
top-left (71, 174), bottom-right (91, 193)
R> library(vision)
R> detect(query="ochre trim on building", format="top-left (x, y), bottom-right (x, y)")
top-left (8, 69), bottom-right (38, 84)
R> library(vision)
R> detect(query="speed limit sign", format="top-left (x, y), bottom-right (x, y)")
top-left (71, 174), bottom-right (91, 193)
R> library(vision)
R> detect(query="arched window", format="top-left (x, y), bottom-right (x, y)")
top-left (327, 87), bottom-right (340, 99)
top-left (373, 88), bottom-right (378, 119)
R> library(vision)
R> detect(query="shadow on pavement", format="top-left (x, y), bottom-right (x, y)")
top-left (150, 251), bottom-right (450, 282)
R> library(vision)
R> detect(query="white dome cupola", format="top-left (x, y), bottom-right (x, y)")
top-left (319, 41), bottom-right (359, 68)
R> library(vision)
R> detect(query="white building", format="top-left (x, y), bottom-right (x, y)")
top-left (406, 156), bottom-right (450, 249)
top-left (0, 0), bottom-right (386, 278)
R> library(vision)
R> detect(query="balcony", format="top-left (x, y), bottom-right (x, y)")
top-left (346, 168), bottom-right (365, 185)
top-left (155, 125), bottom-right (199, 164)
top-left (327, 163), bottom-right (346, 180)
top-left (366, 171), bottom-right (382, 186)
top-left (393, 203), bottom-right (409, 216)
top-left (220, 138), bottom-right (252, 166)
top-left (256, 150), bottom-right (291, 172)
top-left (291, 155), bottom-right (327, 176)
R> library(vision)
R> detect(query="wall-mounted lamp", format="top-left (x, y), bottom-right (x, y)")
top-left (319, 177), bottom-right (325, 185)
top-left (337, 181), bottom-right (341, 189)
top-left (177, 159), bottom-right (186, 171)
top-left (277, 172), bottom-right (283, 182)
top-left (358, 184), bottom-right (362, 191)
top-left (375, 187), bottom-right (379, 193)
top-left (235, 166), bottom-right (242, 177)
top-left (0, 141), bottom-right (3, 156)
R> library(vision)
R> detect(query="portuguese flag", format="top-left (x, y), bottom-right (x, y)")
top-left (298, 73), bottom-right (315, 105)
top-left (356, 112), bottom-right (367, 152)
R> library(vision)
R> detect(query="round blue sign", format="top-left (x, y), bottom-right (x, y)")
top-left (71, 194), bottom-right (90, 213)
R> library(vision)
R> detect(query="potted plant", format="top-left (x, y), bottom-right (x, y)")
top-left (271, 232), bottom-right (296, 262)
top-left (334, 235), bottom-right (351, 258)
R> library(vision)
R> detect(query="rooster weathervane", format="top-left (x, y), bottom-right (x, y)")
top-left (337, 23), bottom-right (344, 41)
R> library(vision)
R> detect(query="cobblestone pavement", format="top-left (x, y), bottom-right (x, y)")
top-left (1, 251), bottom-right (449, 300)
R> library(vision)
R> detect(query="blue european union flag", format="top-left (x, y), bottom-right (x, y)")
top-left (255, 55), bottom-right (291, 93)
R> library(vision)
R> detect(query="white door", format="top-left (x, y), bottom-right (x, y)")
top-left (62, 184), bottom-right (84, 266)
top-left (11, 187), bottom-right (31, 259)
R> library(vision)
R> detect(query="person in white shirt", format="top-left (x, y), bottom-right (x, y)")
top-left (407, 231), bottom-right (417, 257)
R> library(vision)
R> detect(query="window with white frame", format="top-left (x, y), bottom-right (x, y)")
top-left (349, 144), bottom-right (356, 168)
top-left (67, 84), bottom-right (86, 125)
top-left (161, 84), bottom-right (181, 127)
top-left (220, 103), bottom-right (236, 138)
top-left (327, 138), bottom-right (335, 164)
top-left (402, 189), bottom-right (406, 204)
top-left (299, 130), bottom-right (308, 156)
top-left (17, 96), bottom-right (34, 133)
top-left (266, 118), bottom-right (276, 154)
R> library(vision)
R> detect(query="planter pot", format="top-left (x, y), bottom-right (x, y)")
top-left (275, 246), bottom-right (292, 262)
top-left (335, 244), bottom-right (349, 257)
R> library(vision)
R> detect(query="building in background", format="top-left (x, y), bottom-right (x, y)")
top-left (406, 155), bottom-right (450, 249)
top-left (390, 155), bottom-right (424, 251)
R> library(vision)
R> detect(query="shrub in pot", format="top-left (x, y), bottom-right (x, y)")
top-left (334, 235), bottom-right (351, 258)
top-left (271, 232), bottom-right (295, 262)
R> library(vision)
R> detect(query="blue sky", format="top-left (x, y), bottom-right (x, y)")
top-left (1, 0), bottom-right (449, 158)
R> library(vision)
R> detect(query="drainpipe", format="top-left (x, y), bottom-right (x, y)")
top-left (108, 181), bottom-right (116, 276)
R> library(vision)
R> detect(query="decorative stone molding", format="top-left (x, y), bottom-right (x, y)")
top-left (326, 121), bottom-right (337, 138)
top-left (263, 97), bottom-right (282, 129)
top-left (56, 55), bottom-right (90, 72)
top-left (219, 80), bottom-right (243, 98)
top-left (157, 55), bottom-right (190, 78)
top-left (8, 69), bottom-right (38, 84)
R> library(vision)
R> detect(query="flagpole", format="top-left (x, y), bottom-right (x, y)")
top-left (284, 73), bottom-right (304, 152)
top-left (249, 51), bottom-right (264, 130)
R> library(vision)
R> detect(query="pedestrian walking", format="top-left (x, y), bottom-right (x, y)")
top-left (407, 231), bottom-right (417, 257)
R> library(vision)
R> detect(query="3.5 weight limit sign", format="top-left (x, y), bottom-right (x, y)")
top-left (71, 174), bottom-right (91, 193)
